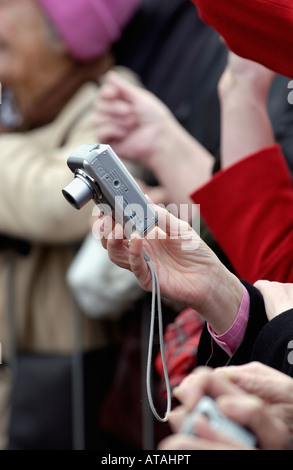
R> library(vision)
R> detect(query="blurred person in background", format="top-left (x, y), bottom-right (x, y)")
top-left (0, 0), bottom-right (141, 450)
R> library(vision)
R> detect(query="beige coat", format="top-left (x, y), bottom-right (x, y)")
top-left (0, 82), bottom-right (113, 356)
top-left (0, 78), bottom-right (134, 448)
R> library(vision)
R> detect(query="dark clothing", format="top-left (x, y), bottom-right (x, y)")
top-left (197, 281), bottom-right (293, 378)
top-left (251, 309), bottom-right (293, 377)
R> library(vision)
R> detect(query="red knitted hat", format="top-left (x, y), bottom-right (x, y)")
top-left (191, 0), bottom-right (293, 77)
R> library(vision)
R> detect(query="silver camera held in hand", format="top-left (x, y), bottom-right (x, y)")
top-left (180, 396), bottom-right (257, 448)
top-left (62, 144), bottom-right (158, 238)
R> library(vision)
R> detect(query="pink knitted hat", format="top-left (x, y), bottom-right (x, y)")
top-left (37, 0), bottom-right (141, 62)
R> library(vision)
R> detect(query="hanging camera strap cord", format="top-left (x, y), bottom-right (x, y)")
top-left (143, 250), bottom-right (172, 423)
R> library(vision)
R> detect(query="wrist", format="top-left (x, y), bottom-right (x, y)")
top-left (199, 263), bottom-right (243, 335)
top-left (148, 117), bottom-right (214, 204)
top-left (220, 85), bottom-right (275, 169)
top-left (146, 114), bottom-right (179, 171)
top-left (219, 72), bottom-right (271, 108)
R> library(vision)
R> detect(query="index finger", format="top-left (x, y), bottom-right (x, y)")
top-left (174, 367), bottom-right (245, 411)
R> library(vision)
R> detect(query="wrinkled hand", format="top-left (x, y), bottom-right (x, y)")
top-left (216, 361), bottom-right (293, 442)
top-left (158, 365), bottom-right (291, 450)
top-left (94, 204), bottom-right (243, 334)
top-left (254, 280), bottom-right (293, 320)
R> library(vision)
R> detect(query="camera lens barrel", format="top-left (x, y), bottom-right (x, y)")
top-left (62, 175), bottom-right (93, 210)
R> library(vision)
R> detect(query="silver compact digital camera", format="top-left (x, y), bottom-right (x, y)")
top-left (62, 144), bottom-right (158, 238)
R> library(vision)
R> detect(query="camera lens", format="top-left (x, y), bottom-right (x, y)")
top-left (62, 175), bottom-right (93, 210)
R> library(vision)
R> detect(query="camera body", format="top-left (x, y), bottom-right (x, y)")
top-left (180, 396), bottom-right (256, 448)
top-left (62, 144), bottom-right (158, 238)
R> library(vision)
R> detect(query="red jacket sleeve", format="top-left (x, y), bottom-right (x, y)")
top-left (191, 145), bottom-right (293, 283)
top-left (190, 0), bottom-right (293, 78)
